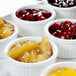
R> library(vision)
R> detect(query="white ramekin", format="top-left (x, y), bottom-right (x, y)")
top-left (12, 4), bottom-right (56, 37)
top-left (0, 20), bottom-right (18, 58)
top-left (5, 36), bottom-right (58, 76)
top-left (45, 19), bottom-right (76, 58)
top-left (40, 62), bottom-right (76, 76)
top-left (43, 0), bottom-right (76, 19)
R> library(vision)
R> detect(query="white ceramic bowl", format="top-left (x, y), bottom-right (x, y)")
top-left (40, 62), bottom-right (76, 76)
top-left (5, 36), bottom-right (58, 76)
top-left (0, 20), bottom-right (18, 58)
top-left (12, 4), bottom-right (56, 37)
top-left (45, 19), bottom-right (76, 58)
top-left (43, 0), bottom-right (76, 19)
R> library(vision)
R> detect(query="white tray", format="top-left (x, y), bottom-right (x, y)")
top-left (1, 3), bottom-right (76, 76)
top-left (0, 12), bottom-right (76, 76)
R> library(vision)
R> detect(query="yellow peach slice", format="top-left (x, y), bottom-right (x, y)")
top-left (8, 41), bottom-right (38, 59)
top-left (39, 37), bottom-right (52, 57)
top-left (0, 27), bottom-right (12, 39)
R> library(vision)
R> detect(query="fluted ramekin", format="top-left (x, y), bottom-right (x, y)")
top-left (45, 19), bottom-right (76, 58)
top-left (43, 0), bottom-right (76, 19)
top-left (5, 36), bottom-right (58, 76)
top-left (12, 4), bottom-right (56, 37)
top-left (0, 20), bottom-right (18, 58)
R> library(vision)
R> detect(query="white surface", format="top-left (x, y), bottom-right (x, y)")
top-left (0, 0), bottom-right (41, 17)
top-left (0, 1), bottom-right (76, 76)
top-left (1, 11), bottom-right (76, 76)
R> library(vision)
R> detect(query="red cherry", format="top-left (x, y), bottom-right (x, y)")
top-left (52, 32), bottom-right (57, 36)
top-left (23, 14), bottom-right (35, 21)
top-left (70, 27), bottom-right (76, 32)
top-left (31, 9), bottom-right (39, 12)
top-left (49, 21), bottom-right (76, 39)
top-left (60, 22), bottom-right (64, 27)
top-left (26, 9), bottom-right (31, 12)
top-left (17, 15), bottom-right (23, 19)
top-left (57, 32), bottom-right (69, 39)
top-left (33, 13), bottom-right (38, 17)
top-left (19, 10), bottom-right (27, 15)
top-left (16, 12), bottom-right (19, 16)
top-left (16, 9), bottom-right (52, 21)
top-left (67, 27), bottom-right (76, 37)
top-left (49, 23), bottom-right (60, 33)
top-left (69, 32), bottom-right (75, 37)
top-left (61, 24), bottom-right (69, 31)
top-left (64, 21), bottom-right (72, 25)
top-left (56, 30), bottom-right (61, 33)
top-left (42, 12), bottom-right (52, 18)
top-left (73, 23), bottom-right (76, 27)
top-left (37, 16), bottom-right (46, 21)
top-left (30, 9), bottom-right (39, 14)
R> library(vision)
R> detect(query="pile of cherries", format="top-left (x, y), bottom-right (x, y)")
top-left (49, 21), bottom-right (76, 39)
top-left (48, 0), bottom-right (76, 7)
top-left (16, 9), bottom-right (52, 21)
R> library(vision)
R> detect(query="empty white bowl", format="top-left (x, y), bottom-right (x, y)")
top-left (12, 4), bottom-right (56, 37)
top-left (0, 20), bottom-right (18, 58)
top-left (5, 36), bottom-right (58, 76)
top-left (45, 19), bottom-right (76, 58)
top-left (43, 0), bottom-right (76, 19)
top-left (40, 62), bottom-right (76, 76)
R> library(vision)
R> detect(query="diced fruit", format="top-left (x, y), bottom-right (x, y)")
top-left (16, 12), bottom-right (19, 16)
top-left (48, 0), bottom-right (76, 7)
top-left (33, 13), bottom-right (38, 19)
top-left (39, 37), bottom-right (52, 56)
top-left (18, 10), bottom-right (27, 15)
top-left (0, 18), bottom-right (14, 39)
top-left (18, 51), bottom-right (30, 63)
top-left (31, 9), bottom-right (39, 12)
top-left (47, 68), bottom-right (76, 76)
top-left (26, 9), bottom-right (31, 12)
top-left (17, 15), bottom-right (23, 19)
top-left (37, 54), bottom-right (46, 62)
top-left (49, 23), bottom-right (60, 33)
top-left (37, 16), bottom-right (46, 21)
top-left (52, 32), bottom-right (57, 36)
top-left (61, 24), bottom-right (69, 31)
top-left (57, 32), bottom-right (69, 39)
top-left (0, 27), bottom-right (12, 39)
top-left (8, 41), bottom-right (38, 59)
top-left (23, 14), bottom-right (35, 21)
top-left (64, 21), bottom-right (72, 25)
top-left (49, 21), bottom-right (76, 39)
top-left (8, 37), bottom-right (52, 63)
top-left (29, 49), bottom-right (37, 62)
top-left (42, 12), bottom-right (52, 18)
top-left (16, 9), bottom-right (52, 21)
